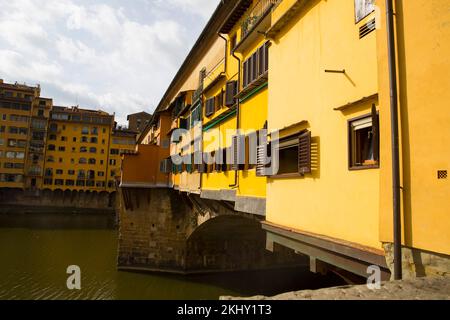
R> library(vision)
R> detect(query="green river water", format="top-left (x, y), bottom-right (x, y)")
top-left (0, 212), bottom-right (344, 300)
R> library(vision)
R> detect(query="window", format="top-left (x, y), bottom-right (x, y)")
top-left (58, 146), bottom-right (65, 152)
top-left (110, 170), bottom-right (116, 177)
top-left (37, 109), bottom-right (44, 117)
top-left (88, 158), bottom-right (96, 165)
top-left (81, 136), bottom-right (88, 143)
top-left (261, 131), bottom-right (312, 177)
top-left (59, 158), bottom-right (63, 163)
top-left (82, 127), bottom-right (89, 134)
top-left (80, 146), bottom-right (87, 153)
top-left (45, 168), bottom-right (53, 176)
top-left (65, 180), bottom-right (75, 186)
top-left (48, 144), bottom-right (56, 151)
top-left (87, 170), bottom-right (95, 180)
top-left (68, 170), bottom-right (75, 175)
top-left (0, 138), bottom-right (4, 146)
top-left (243, 42), bottom-right (269, 88)
top-left (56, 169), bottom-right (63, 175)
top-left (225, 81), bottom-right (238, 106)
top-left (78, 170), bottom-right (86, 179)
top-left (76, 180), bottom-right (85, 187)
top-left (348, 107), bottom-right (379, 169)
top-left (98, 171), bottom-right (105, 177)
top-left (96, 181), bottom-right (105, 188)
top-left (79, 158), bottom-right (87, 164)
top-left (61, 136), bottom-right (67, 142)
top-left (89, 147), bottom-right (97, 153)
top-left (91, 127), bottom-right (98, 135)
top-left (73, 137), bottom-right (77, 142)
top-left (110, 149), bottom-right (119, 155)
top-left (55, 179), bottom-right (64, 186)
top-left (49, 134), bottom-right (57, 141)
top-left (109, 159), bottom-right (116, 166)
top-left (90, 137), bottom-right (98, 143)
top-left (355, 0), bottom-right (375, 23)
top-left (205, 97), bottom-right (215, 117)
top-left (44, 179), bottom-right (53, 185)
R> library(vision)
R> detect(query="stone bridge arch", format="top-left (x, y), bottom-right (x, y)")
top-left (117, 188), bottom-right (305, 274)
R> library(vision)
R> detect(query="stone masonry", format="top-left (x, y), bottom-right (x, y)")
top-left (117, 187), bottom-right (306, 274)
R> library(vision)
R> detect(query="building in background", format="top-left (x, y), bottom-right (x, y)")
top-left (42, 106), bottom-right (115, 192)
top-left (0, 79), bottom-right (43, 189)
top-left (127, 111), bottom-right (152, 133)
top-left (26, 97), bottom-right (53, 189)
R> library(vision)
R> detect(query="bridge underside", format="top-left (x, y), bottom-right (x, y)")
top-left (117, 187), bottom-right (306, 274)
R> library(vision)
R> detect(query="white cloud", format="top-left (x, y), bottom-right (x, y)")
top-left (0, 0), bottom-right (220, 125)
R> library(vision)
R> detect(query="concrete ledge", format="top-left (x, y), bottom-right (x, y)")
top-left (200, 189), bottom-right (222, 201)
top-left (220, 189), bottom-right (237, 202)
top-left (201, 189), bottom-right (237, 202)
top-left (235, 196), bottom-right (266, 216)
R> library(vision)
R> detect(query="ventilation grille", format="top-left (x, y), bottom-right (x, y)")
top-left (438, 170), bottom-right (448, 180)
top-left (359, 19), bottom-right (376, 39)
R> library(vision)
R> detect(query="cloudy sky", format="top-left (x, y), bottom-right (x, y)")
top-left (0, 0), bottom-right (220, 125)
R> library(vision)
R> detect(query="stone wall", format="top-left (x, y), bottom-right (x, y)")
top-left (383, 243), bottom-right (450, 279)
top-left (0, 188), bottom-right (116, 212)
top-left (117, 187), bottom-right (306, 274)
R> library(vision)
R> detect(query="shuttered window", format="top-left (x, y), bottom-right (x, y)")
top-left (205, 97), bottom-right (215, 117)
top-left (225, 81), bottom-right (238, 106)
top-left (243, 42), bottom-right (269, 89)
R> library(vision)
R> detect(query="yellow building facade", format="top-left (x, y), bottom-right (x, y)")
top-left (117, 0), bottom-right (450, 279)
top-left (42, 106), bottom-right (115, 192)
top-left (0, 79), bottom-right (50, 190)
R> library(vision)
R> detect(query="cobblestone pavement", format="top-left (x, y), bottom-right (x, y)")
top-left (221, 277), bottom-right (450, 300)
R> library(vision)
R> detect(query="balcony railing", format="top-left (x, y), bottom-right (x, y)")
top-left (241, 0), bottom-right (278, 39)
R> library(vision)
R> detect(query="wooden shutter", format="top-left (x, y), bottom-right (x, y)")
top-left (243, 60), bottom-right (248, 88)
top-left (256, 144), bottom-right (267, 176)
top-left (258, 45), bottom-right (265, 77)
top-left (298, 131), bottom-right (312, 175)
top-left (252, 52), bottom-right (258, 82)
top-left (225, 81), bottom-right (237, 106)
top-left (264, 42), bottom-right (269, 73)
top-left (371, 104), bottom-right (379, 162)
top-left (231, 136), bottom-right (239, 170)
top-left (205, 97), bottom-right (215, 117)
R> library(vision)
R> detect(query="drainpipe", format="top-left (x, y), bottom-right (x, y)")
top-left (229, 46), bottom-right (241, 188)
top-left (386, 0), bottom-right (402, 280)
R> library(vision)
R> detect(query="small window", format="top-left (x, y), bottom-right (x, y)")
top-left (348, 106), bottom-right (379, 169)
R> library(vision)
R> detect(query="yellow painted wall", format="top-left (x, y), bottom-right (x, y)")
top-left (202, 116), bottom-right (236, 191)
top-left (266, 0), bottom-right (381, 249)
top-left (376, 0), bottom-right (450, 255)
top-left (43, 120), bottom-right (112, 192)
top-left (238, 87), bottom-right (268, 198)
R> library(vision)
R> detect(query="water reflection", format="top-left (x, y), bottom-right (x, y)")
top-left (0, 212), bottom-right (345, 300)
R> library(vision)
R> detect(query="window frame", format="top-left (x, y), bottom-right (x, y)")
top-left (347, 110), bottom-right (380, 171)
